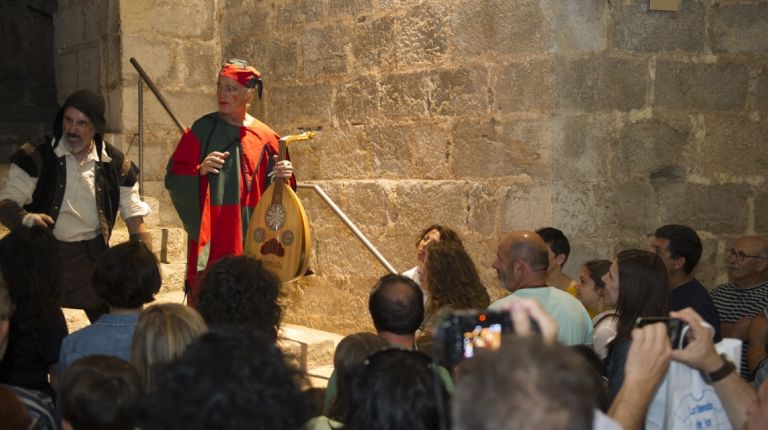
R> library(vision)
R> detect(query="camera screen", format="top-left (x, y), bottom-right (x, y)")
top-left (462, 323), bottom-right (504, 358)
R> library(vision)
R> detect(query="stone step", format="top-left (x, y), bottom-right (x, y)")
top-left (279, 323), bottom-right (343, 383)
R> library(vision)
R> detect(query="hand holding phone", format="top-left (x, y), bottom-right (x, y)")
top-left (636, 317), bottom-right (686, 349)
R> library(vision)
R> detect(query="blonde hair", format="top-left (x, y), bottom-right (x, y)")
top-left (130, 303), bottom-right (207, 393)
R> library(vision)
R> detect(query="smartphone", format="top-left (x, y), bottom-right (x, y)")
top-left (635, 316), bottom-right (686, 348)
top-left (436, 309), bottom-right (537, 367)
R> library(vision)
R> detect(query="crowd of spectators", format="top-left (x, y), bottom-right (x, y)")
top-left (0, 222), bottom-right (766, 430)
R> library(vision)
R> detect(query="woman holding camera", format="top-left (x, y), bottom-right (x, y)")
top-left (602, 249), bottom-right (670, 399)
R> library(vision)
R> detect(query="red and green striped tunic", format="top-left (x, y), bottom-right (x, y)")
top-left (165, 112), bottom-right (294, 306)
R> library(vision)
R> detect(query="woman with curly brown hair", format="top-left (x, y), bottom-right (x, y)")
top-left (419, 240), bottom-right (490, 336)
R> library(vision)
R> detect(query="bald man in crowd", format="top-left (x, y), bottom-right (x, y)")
top-left (711, 235), bottom-right (768, 379)
top-left (489, 231), bottom-right (592, 345)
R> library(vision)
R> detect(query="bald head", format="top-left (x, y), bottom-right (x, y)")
top-left (728, 236), bottom-right (768, 287)
top-left (502, 232), bottom-right (550, 271)
top-left (494, 231), bottom-right (550, 292)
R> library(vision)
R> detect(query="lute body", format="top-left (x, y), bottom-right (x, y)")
top-left (245, 132), bottom-right (314, 282)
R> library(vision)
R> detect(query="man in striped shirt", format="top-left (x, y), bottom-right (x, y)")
top-left (711, 235), bottom-right (768, 379)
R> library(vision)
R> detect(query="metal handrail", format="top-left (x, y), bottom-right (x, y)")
top-left (297, 183), bottom-right (398, 274)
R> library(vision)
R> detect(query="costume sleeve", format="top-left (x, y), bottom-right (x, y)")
top-left (119, 181), bottom-right (151, 220)
top-left (165, 128), bottom-right (203, 239)
top-left (0, 164), bottom-right (37, 206)
top-left (0, 164), bottom-right (38, 229)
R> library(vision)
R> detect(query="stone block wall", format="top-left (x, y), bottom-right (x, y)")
top-left (217, 0), bottom-right (768, 334)
top-left (45, 0), bottom-right (767, 335)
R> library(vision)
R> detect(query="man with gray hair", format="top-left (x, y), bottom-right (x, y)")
top-left (711, 235), bottom-right (768, 379)
top-left (489, 231), bottom-right (592, 345)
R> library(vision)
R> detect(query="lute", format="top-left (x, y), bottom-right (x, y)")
top-left (245, 131), bottom-right (314, 282)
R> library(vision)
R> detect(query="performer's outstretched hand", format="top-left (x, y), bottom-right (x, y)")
top-left (200, 151), bottom-right (230, 175)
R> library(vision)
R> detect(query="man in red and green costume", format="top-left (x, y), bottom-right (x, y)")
top-left (165, 60), bottom-right (295, 306)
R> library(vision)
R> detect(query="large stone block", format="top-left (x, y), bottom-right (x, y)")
top-left (553, 181), bottom-right (615, 238)
top-left (288, 128), bottom-right (375, 180)
top-left (395, 2), bottom-right (450, 66)
top-left (266, 83), bottom-right (333, 130)
top-left (275, 0), bottom-right (323, 27)
top-left (283, 274), bottom-right (375, 334)
top-left (432, 67), bottom-right (490, 117)
top-left (121, 37), bottom-right (178, 88)
top-left (380, 71), bottom-right (432, 120)
top-left (452, 0), bottom-right (551, 57)
top-left (756, 191), bottom-right (768, 235)
top-left (757, 65), bottom-right (768, 113)
top-left (312, 226), bottom-right (384, 276)
top-left (450, 119), bottom-right (550, 179)
top-left (552, 114), bottom-right (613, 182)
top-left (329, 0), bottom-right (375, 19)
top-left (239, 39), bottom-right (298, 83)
top-left (612, 181), bottom-right (660, 235)
top-left (467, 182), bottom-right (502, 236)
top-left (221, 2), bottom-right (271, 41)
top-left (689, 114), bottom-right (768, 178)
top-left (553, 0), bottom-right (607, 53)
top-left (655, 182), bottom-right (750, 233)
top-left (301, 26), bottom-right (349, 77)
top-left (177, 44), bottom-right (223, 89)
top-left (121, 0), bottom-right (215, 40)
top-left (352, 16), bottom-right (397, 70)
top-left (610, 0), bottom-right (705, 53)
top-left (500, 180), bottom-right (553, 232)
top-left (615, 115), bottom-right (691, 177)
top-left (654, 61), bottom-right (748, 112)
top-left (379, 0), bottom-right (424, 9)
top-left (496, 59), bottom-right (554, 114)
top-left (711, 2), bottom-right (768, 54)
top-left (334, 75), bottom-right (380, 126)
top-left (366, 123), bottom-right (442, 179)
top-left (554, 56), bottom-right (648, 113)
top-left (386, 180), bottom-right (469, 231)
top-left (304, 181), bottom-right (390, 231)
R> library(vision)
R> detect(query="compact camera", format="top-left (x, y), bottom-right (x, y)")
top-left (635, 316), bottom-right (687, 349)
top-left (435, 309), bottom-right (525, 367)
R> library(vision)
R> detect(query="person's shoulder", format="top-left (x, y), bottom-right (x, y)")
top-left (9, 138), bottom-right (53, 177)
top-left (247, 117), bottom-right (278, 135)
top-left (488, 294), bottom-right (517, 310)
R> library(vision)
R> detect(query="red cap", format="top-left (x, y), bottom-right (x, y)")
top-left (219, 63), bottom-right (261, 88)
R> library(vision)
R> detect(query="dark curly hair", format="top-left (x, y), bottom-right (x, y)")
top-left (141, 329), bottom-right (309, 430)
top-left (197, 256), bottom-right (282, 341)
top-left (424, 241), bottom-right (490, 321)
top-left (0, 226), bottom-right (61, 331)
top-left (93, 241), bottom-right (160, 309)
top-left (414, 225), bottom-right (463, 248)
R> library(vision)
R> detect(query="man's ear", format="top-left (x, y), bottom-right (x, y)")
top-left (671, 256), bottom-right (687, 271)
top-left (555, 253), bottom-right (567, 268)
